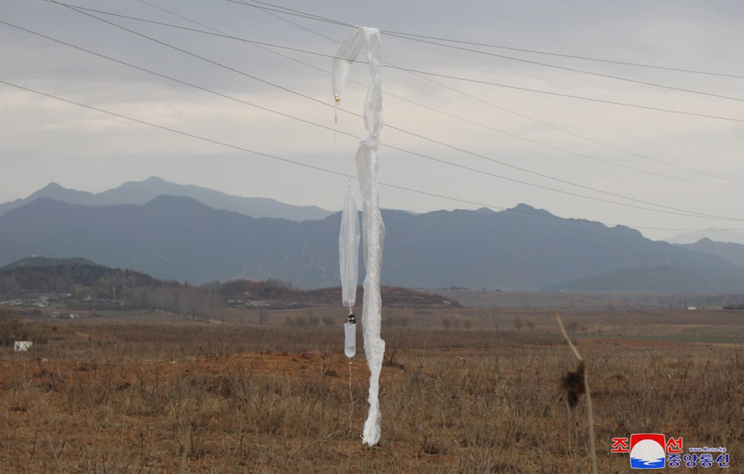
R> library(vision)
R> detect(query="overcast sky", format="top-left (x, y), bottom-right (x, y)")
top-left (1, 0), bottom-right (742, 241)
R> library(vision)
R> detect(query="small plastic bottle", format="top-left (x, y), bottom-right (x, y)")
top-left (344, 312), bottom-right (356, 358)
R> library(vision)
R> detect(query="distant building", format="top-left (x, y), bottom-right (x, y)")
top-left (50, 313), bottom-right (77, 319)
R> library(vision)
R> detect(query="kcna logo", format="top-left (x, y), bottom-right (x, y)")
top-left (611, 433), bottom-right (729, 469)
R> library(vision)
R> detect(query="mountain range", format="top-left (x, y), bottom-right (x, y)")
top-left (0, 177), bottom-right (332, 222)
top-left (0, 189), bottom-right (740, 292)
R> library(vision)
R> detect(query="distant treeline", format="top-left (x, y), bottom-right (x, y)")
top-left (0, 262), bottom-right (225, 318)
top-left (0, 262), bottom-right (309, 319)
top-left (0, 263), bottom-right (172, 298)
top-left (1, 259), bottom-right (458, 318)
top-left (204, 278), bottom-right (295, 300)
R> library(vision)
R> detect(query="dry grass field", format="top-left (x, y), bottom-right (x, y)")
top-left (0, 304), bottom-right (742, 473)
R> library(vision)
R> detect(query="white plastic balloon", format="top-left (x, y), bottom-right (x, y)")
top-left (339, 188), bottom-right (360, 309)
top-left (333, 26), bottom-right (386, 447)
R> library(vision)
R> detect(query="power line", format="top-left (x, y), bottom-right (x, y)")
top-left (0, 20), bottom-right (343, 140)
top-left (45, 0), bottom-right (744, 123)
top-left (392, 68), bottom-right (744, 186)
top-left (238, 2), bottom-right (743, 188)
top-left (177, 1), bottom-right (745, 186)
top-left (36, 4), bottom-right (745, 216)
top-left (382, 31), bottom-right (742, 101)
top-left (126, 1), bottom-right (742, 191)
top-left (384, 96), bottom-right (742, 191)
top-left (239, 0), bottom-right (745, 95)
top-left (2, 78), bottom-right (740, 234)
top-left (140, 0), bottom-right (342, 86)
top-left (0, 79), bottom-right (351, 179)
top-left (227, 0), bottom-right (339, 43)
top-left (1, 22), bottom-right (727, 224)
top-left (13, 11), bottom-right (739, 222)
top-left (231, 0), bottom-right (352, 28)
top-left (383, 66), bottom-right (743, 122)
top-left (377, 30), bottom-right (743, 79)
top-left (32, 4), bottom-right (745, 188)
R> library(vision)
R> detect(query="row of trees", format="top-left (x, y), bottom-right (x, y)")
top-left (0, 263), bottom-right (170, 299)
top-left (0, 263), bottom-right (229, 319)
top-left (204, 278), bottom-right (295, 300)
top-left (124, 287), bottom-right (224, 319)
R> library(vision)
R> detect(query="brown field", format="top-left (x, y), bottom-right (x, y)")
top-left (0, 303), bottom-right (742, 473)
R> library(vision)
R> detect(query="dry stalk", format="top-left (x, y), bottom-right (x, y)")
top-left (555, 311), bottom-right (597, 474)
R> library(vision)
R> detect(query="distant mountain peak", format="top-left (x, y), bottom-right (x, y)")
top-left (509, 203), bottom-right (554, 217)
top-left (665, 228), bottom-right (744, 245)
top-left (29, 181), bottom-right (74, 198)
top-left (678, 238), bottom-right (743, 268)
top-left (40, 181), bottom-right (64, 191)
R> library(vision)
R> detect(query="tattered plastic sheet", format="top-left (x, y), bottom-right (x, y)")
top-left (332, 26), bottom-right (386, 447)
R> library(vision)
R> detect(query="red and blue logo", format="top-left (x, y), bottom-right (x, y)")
top-left (629, 433), bottom-right (666, 469)
top-left (612, 433), bottom-right (729, 469)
